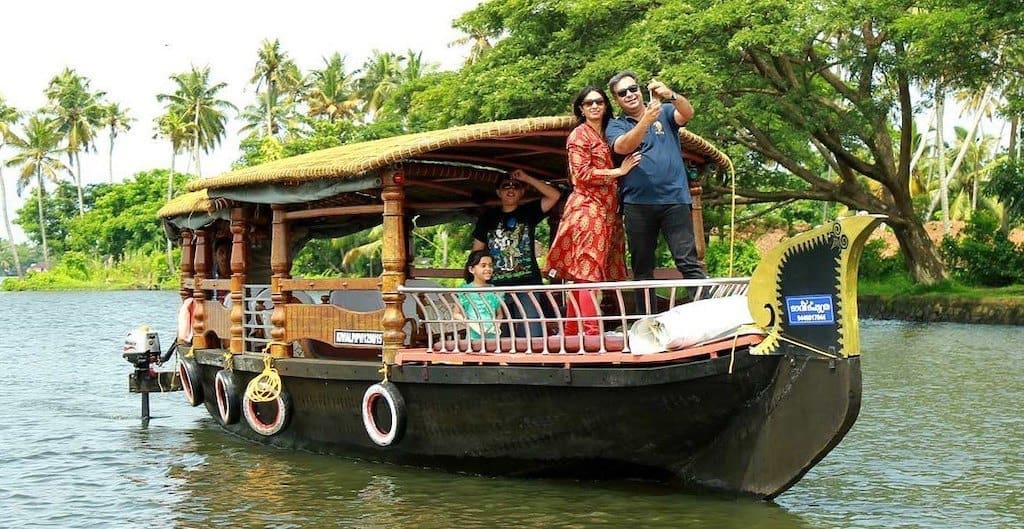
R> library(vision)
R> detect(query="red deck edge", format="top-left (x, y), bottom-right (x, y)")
top-left (395, 333), bottom-right (764, 366)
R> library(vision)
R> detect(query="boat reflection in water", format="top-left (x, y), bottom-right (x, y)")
top-left (168, 423), bottom-right (817, 529)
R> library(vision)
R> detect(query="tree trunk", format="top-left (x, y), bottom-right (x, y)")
top-left (35, 169), bottom-right (49, 264)
top-left (935, 86), bottom-right (949, 232)
top-left (890, 215), bottom-right (947, 285)
top-left (108, 128), bottom-right (115, 183)
top-left (0, 167), bottom-right (22, 277)
top-left (194, 112), bottom-right (203, 178)
top-left (926, 88), bottom-right (992, 227)
top-left (1011, 115), bottom-right (1020, 162)
top-left (167, 152), bottom-right (176, 275)
top-left (74, 151), bottom-right (85, 216)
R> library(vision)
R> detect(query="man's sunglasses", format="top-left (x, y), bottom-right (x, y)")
top-left (615, 84), bottom-right (640, 97)
top-left (500, 182), bottom-right (523, 190)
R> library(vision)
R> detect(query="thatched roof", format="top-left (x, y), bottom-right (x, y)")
top-left (157, 189), bottom-right (216, 219)
top-left (188, 115), bottom-right (731, 193)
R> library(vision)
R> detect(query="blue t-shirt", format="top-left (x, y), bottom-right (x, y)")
top-left (605, 103), bottom-right (692, 205)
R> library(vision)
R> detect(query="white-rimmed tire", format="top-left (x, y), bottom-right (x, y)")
top-left (179, 356), bottom-right (203, 407)
top-left (242, 387), bottom-right (291, 436)
top-left (214, 369), bottom-right (241, 425)
top-left (361, 382), bottom-right (406, 447)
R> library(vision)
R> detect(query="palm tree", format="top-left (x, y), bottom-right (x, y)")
top-left (449, 22), bottom-right (496, 66)
top-left (250, 39), bottom-right (303, 137)
top-left (100, 102), bottom-right (132, 182)
top-left (45, 68), bottom-right (105, 216)
top-left (4, 114), bottom-right (68, 264)
top-left (357, 50), bottom-right (403, 120)
top-left (238, 90), bottom-right (299, 139)
top-left (927, 86), bottom-right (995, 230)
top-left (0, 95), bottom-right (23, 277)
top-left (154, 111), bottom-right (191, 201)
top-left (400, 49), bottom-right (436, 83)
top-left (157, 65), bottom-right (236, 178)
top-left (306, 53), bottom-right (360, 123)
top-left (154, 110), bottom-right (192, 273)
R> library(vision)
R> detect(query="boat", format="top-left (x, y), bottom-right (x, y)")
top-left (129, 115), bottom-right (882, 499)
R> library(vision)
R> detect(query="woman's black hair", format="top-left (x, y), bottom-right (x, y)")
top-left (464, 249), bottom-right (492, 283)
top-left (571, 85), bottom-right (613, 130)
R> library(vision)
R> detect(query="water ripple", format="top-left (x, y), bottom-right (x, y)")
top-left (2, 295), bottom-right (1023, 528)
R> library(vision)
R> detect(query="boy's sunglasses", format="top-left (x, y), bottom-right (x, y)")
top-left (500, 182), bottom-right (522, 190)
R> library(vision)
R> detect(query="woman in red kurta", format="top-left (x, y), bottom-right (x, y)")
top-left (547, 86), bottom-right (640, 335)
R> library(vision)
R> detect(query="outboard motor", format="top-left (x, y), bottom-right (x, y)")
top-left (123, 326), bottom-right (162, 378)
top-left (123, 326), bottom-right (182, 423)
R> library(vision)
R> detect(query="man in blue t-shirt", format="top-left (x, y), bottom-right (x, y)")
top-left (605, 70), bottom-right (707, 313)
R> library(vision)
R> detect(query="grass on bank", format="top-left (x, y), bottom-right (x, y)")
top-left (858, 276), bottom-right (1024, 300)
top-left (1, 250), bottom-right (179, 292)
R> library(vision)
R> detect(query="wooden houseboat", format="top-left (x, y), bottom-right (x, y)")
top-left (146, 115), bottom-right (881, 499)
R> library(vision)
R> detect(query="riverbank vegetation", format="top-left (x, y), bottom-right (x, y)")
top-left (2, 1), bottom-right (1024, 299)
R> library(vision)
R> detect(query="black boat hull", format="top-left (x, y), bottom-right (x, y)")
top-left (192, 347), bottom-right (859, 499)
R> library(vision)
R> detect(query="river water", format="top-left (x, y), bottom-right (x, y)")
top-left (0, 290), bottom-right (1021, 529)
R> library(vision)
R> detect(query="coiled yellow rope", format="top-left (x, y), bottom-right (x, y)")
top-left (244, 345), bottom-right (283, 402)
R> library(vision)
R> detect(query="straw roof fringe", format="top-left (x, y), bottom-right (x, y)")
top-left (157, 189), bottom-right (217, 219)
top-left (189, 115), bottom-right (731, 192)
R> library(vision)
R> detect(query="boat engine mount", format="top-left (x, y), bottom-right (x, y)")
top-left (123, 326), bottom-right (182, 423)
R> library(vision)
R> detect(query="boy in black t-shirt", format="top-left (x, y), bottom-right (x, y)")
top-left (472, 169), bottom-right (561, 337)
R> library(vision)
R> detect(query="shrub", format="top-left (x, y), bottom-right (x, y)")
top-left (859, 239), bottom-right (906, 280)
top-left (940, 210), bottom-right (1024, 287)
top-left (705, 237), bottom-right (761, 277)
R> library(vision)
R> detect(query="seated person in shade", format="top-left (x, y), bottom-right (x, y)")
top-left (212, 237), bottom-right (232, 303)
top-left (454, 250), bottom-right (503, 340)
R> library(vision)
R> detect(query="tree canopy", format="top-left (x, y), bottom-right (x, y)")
top-left (394, 0), bottom-right (1024, 284)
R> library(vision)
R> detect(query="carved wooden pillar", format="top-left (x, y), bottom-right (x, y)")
top-left (269, 205), bottom-right (292, 358)
top-left (380, 169), bottom-right (407, 365)
top-left (192, 229), bottom-right (211, 348)
top-left (689, 182), bottom-right (706, 267)
top-left (229, 208), bottom-right (249, 354)
top-left (179, 230), bottom-right (195, 302)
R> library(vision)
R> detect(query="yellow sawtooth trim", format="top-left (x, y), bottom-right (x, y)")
top-left (747, 214), bottom-right (884, 357)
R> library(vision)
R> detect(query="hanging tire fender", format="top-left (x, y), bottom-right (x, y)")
top-left (214, 369), bottom-right (242, 425)
top-left (361, 382), bottom-right (407, 447)
top-left (179, 355), bottom-right (203, 407)
top-left (242, 387), bottom-right (292, 436)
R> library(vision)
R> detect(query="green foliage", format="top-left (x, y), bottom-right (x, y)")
top-left (65, 169), bottom-right (191, 259)
top-left (292, 238), bottom-right (344, 277)
top-left (15, 181), bottom-right (94, 257)
top-left (1, 248), bottom-right (177, 291)
top-left (859, 239), bottom-right (908, 281)
top-left (986, 157), bottom-right (1024, 227)
top-left (939, 210), bottom-right (1024, 286)
top-left (704, 237), bottom-right (760, 277)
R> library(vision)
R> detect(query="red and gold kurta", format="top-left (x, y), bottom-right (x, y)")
top-left (547, 123), bottom-right (627, 282)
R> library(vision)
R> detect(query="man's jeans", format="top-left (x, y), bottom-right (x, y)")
top-left (623, 203), bottom-right (706, 314)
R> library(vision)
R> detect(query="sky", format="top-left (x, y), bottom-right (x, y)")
top-left (0, 0), bottom-right (482, 242)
